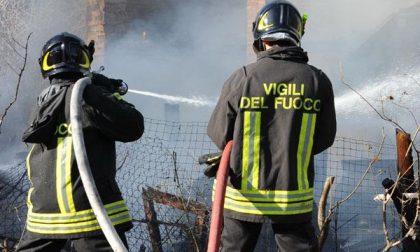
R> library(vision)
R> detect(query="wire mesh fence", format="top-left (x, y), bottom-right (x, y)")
top-left (0, 118), bottom-right (404, 251)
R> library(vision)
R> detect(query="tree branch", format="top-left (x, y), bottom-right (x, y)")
top-left (320, 132), bottom-right (387, 246)
top-left (0, 32), bottom-right (31, 133)
top-left (339, 63), bottom-right (407, 133)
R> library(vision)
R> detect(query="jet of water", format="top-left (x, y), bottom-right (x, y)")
top-left (128, 89), bottom-right (216, 107)
top-left (335, 71), bottom-right (420, 115)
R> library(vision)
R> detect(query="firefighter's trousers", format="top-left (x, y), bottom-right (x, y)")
top-left (220, 217), bottom-right (318, 252)
top-left (16, 230), bottom-right (128, 252)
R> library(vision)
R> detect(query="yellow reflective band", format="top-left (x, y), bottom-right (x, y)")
top-left (28, 207), bottom-right (128, 224)
top-left (212, 183), bottom-right (313, 203)
top-left (26, 145), bottom-right (36, 210)
top-left (27, 188), bottom-right (34, 210)
top-left (241, 111), bottom-right (251, 190)
top-left (222, 186), bottom-right (313, 203)
top-left (297, 113), bottom-right (317, 190)
top-left (251, 112), bottom-right (261, 190)
top-left (26, 145), bottom-right (35, 184)
top-left (56, 137), bottom-right (66, 213)
top-left (242, 112), bottom-right (261, 191)
top-left (223, 197), bottom-right (313, 215)
top-left (28, 203), bottom-right (128, 224)
top-left (303, 114), bottom-right (317, 189)
top-left (79, 50), bottom-right (90, 69)
top-left (27, 211), bottom-right (131, 235)
top-left (56, 137), bottom-right (75, 213)
top-left (112, 92), bottom-right (123, 101)
top-left (258, 12), bottom-right (274, 31)
top-left (42, 51), bottom-right (55, 71)
top-left (29, 200), bottom-right (127, 218)
top-left (65, 137), bottom-right (75, 212)
top-left (297, 114), bottom-right (308, 190)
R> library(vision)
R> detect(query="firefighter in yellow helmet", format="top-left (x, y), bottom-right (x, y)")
top-left (16, 32), bottom-right (144, 251)
top-left (207, 1), bottom-right (336, 251)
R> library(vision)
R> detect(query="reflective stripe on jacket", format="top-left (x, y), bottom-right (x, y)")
top-left (208, 46), bottom-right (336, 223)
top-left (24, 77), bottom-right (144, 238)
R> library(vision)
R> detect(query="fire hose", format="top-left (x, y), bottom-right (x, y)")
top-left (70, 77), bottom-right (128, 252)
top-left (207, 140), bottom-right (233, 252)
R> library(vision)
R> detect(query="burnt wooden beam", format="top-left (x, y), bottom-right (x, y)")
top-left (142, 188), bottom-right (163, 252)
top-left (395, 129), bottom-right (418, 250)
top-left (396, 129), bottom-right (414, 184)
top-left (142, 186), bottom-right (209, 251)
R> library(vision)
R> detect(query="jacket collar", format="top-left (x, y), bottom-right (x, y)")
top-left (50, 78), bottom-right (78, 86)
top-left (257, 46), bottom-right (309, 64)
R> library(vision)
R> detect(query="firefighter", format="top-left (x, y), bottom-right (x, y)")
top-left (16, 32), bottom-right (144, 251)
top-left (207, 1), bottom-right (336, 251)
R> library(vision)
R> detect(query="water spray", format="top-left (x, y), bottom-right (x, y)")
top-left (127, 89), bottom-right (216, 107)
top-left (335, 72), bottom-right (420, 116)
top-left (93, 67), bottom-right (216, 107)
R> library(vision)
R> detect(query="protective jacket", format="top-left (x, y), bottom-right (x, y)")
top-left (22, 76), bottom-right (144, 238)
top-left (208, 46), bottom-right (336, 223)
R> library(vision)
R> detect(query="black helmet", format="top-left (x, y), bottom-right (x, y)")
top-left (252, 0), bottom-right (306, 52)
top-left (39, 32), bottom-right (95, 79)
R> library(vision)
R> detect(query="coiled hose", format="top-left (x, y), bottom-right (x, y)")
top-left (70, 77), bottom-right (128, 252)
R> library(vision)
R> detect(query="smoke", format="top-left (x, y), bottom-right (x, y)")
top-left (104, 0), bottom-right (246, 121)
top-left (292, 0), bottom-right (420, 93)
top-left (0, 0), bottom-right (87, 166)
top-left (102, 0), bottom-right (420, 136)
top-left (1, 0), bottom-right (420, 162)
top-left (289, 0), bottom-right (420, 141)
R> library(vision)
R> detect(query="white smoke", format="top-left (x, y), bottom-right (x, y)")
top-left (0, 0), bottom-right (87, 168)
top-left (1, 0), bottom-right (420, 159)
top-left (104, 0), bottom-right (246, 121)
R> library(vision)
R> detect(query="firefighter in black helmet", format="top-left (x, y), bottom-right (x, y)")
top-left (16, 32), bottom-right (144, 251)
top-left (39, 32), bottom-right (94, 78)
top-left (207, 1), bottom-right (336, 251)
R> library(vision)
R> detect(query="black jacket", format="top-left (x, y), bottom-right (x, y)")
top-left (208, 47), bottom-right (336, 223)
top-left (22, 75), bottom-right (144, 238)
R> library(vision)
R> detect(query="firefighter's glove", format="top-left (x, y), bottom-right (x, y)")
top-left (91, 73), bottom-right (128, 95)
top-left (109, 78), bottom-right (128, 96)
top-left (198, 152), bottom-right (222, 178)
